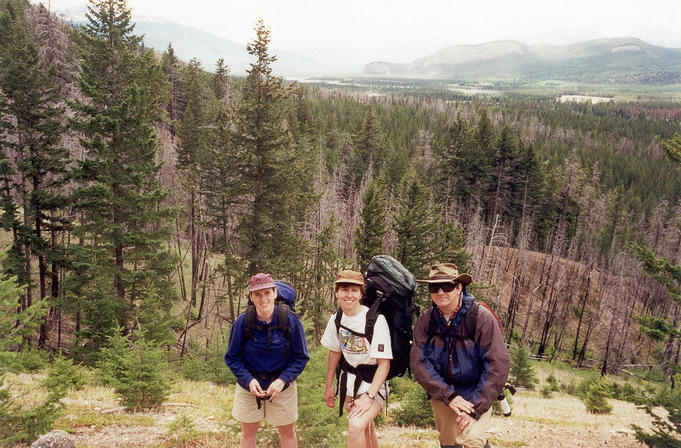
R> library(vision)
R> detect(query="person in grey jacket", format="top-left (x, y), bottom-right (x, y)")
top-left (410, 263), bottom-right (510, 448)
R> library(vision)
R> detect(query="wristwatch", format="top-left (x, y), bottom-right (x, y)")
top-left (365, 391), bottom-right (375, 400)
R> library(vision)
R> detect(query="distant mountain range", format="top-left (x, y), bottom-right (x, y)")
top-left (64, 11), bottom-right (681, 83)
top-left (134, 21), bottom-right (329, 76)
top-left (363, 38), bottom-right (681, 84)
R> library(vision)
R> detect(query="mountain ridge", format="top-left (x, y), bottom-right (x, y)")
top-left (363, 37), bottom-right (681, 84)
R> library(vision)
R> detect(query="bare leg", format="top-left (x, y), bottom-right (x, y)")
top-left (365, 419), bottom-right (379, 448)
top-left (277, 423), bottom-right (297, 448)
top-left (240, 422), bottom-right (260, 448)
top-left (347, 401), bottom-right (382, 448)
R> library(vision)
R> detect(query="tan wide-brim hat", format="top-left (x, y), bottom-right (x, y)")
top-left (334, 270), bottom-right (365, 286)
top-left (417, 263), bottom-right (472, 285)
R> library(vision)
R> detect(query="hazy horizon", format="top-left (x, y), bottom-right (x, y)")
top-left (40, 0), bottom-right (681, 72)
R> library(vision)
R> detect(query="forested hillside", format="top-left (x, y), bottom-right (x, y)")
top-left (1, 0), bottom-right (681, 446)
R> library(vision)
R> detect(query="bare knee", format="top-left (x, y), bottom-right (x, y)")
top-left (277, 423), bottom-right (296, 438)
top-left (347, 416), bottom-right (368, 437)
top-left (241, 421), bottom-right (260, 438)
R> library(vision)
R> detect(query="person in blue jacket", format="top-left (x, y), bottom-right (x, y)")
top-left (225, 273), bottom-right (309, 448)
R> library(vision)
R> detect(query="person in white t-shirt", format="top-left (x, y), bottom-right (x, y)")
top-left (321, 270), bottom-right (392, 448)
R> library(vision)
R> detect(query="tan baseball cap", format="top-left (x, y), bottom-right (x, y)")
top-left (334, 270), bottom-right (365, 286)
top-left (417, 263), bottom-right (472, 285)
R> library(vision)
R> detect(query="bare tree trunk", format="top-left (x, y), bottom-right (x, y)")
top-left (573, 266), bottom-right (592, 360)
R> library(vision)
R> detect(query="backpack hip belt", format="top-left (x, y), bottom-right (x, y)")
top-left (336, 356), bottom-right (378, 417)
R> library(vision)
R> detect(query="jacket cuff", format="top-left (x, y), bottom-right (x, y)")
top-left (444, 390), bottom-right (457, 405)
top-left (278, 375), bottom-right (291, 387)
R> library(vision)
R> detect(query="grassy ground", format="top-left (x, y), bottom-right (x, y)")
top-left (4, 357), bottom-right (660, 448)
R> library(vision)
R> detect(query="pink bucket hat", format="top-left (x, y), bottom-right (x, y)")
top-left (248, 273), bottom-right (276, 292)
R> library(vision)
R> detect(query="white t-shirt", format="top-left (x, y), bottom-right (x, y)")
top-left (321, 305), bottom-right (392, 397)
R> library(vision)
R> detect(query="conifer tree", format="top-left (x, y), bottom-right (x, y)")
top-left (0, 1), bottom-right (68, 344)
top-left (490, 124), bottom-right (522, 223)
top-left (176, 58), bottom-right (208, 308)
top-left (69, 0), bottom-right (176, 346)
top-left (395, 174), bottom-right (440, 275)
top-left (231, 20), bottom-right (315, 275)
top-left (348, 105), bottom-right (385, 187)
top-left (355, 179), bottom-right (387, 272)
top-left (160, 43), bottom-right (184, 141)
top-left (510, 344), bottom-right (537, 390)
top-left (439, 219), bottom-right (472, 272)
top-left (584, 378), bottom-right (612, 414)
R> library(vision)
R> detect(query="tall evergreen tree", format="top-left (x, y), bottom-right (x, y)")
top-left (231, 19), bottom-right (315, 276)
top-left (355, 179), bottom-right (387, 272)
top-left (490, 124), bottom-right (522, 223)
top-left (160, 43), bottom-right (184, 141)
top-left (395, 174), bottom-right (440, 275)
top-left (347, 105), bottom-right (386, 187)
top-left (68, 0), bottom-right (175, 347)
top-left (0, 1), bottom-right (68, 346)
top-left (176, 58), bottom-right (208, 308)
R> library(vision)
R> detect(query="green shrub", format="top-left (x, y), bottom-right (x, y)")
top-left (166, 413), bottom-right (200, 446)
top-left (561, 379), bottom-right (577, 395)
top-left (0, 352), bottom-right (20, 372)
top-left (0, 273), bottom-right (60, 447)
top-left (510, 345), bottom-right (537, 390)
top-left (634, 381), bottom-right (681, 447)
top-left (44, 356), bottom-right (88, 393)
top-left (392, 385), bottom-right (435, 428)
top-left (576, 376), bottom-right (598, 399)
top-left (16, 349), bottom-right (50, 372)
top-left (97, 329), bottom-right (170, 410)
top-left (540, 385), bottom-right (554, 399)
top-left (546, 373), bottom-right (560, 392)
top-left (0, 375), bottom-right (65, 448)
top-left (584, 378), bottom-right (613, 414)
top-left (176, 340), bottom-right (235, 385)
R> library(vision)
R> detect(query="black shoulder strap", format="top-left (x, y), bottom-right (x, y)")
top-left (334, 308), bottom-right (343, 331)
top-left (364, 298), bottom-right (382, 344)
top-left (426, 306), bottom-right (439, 342)
top-left (244, 305), bottom-right (256, 341)
top-left (464, 301), bottom-right (480, 339)
top-left (277, 304), bottom-right (291, 341)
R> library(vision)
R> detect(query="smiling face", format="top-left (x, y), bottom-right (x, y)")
top-left (250, 287), bottom-right (276, 321)
top-left (335, 283), bottom-right (363, 316)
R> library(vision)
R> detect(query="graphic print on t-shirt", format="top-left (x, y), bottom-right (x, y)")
top-left (339, 327), bottom-right (367, 355)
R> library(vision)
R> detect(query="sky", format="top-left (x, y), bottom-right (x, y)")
top-left (46, 0), bottom-right (681, 66)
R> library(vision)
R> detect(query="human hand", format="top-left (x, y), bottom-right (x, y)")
top-left (266, 379), bottom-right (286, 402)
top-left (348, 394), bottom-right (373, 418)
top-left (324, 385), bottom-right (336, 408)
top-left (249, 379), bottom-right (266, 397)
top-left (448, 395), bottom-right (474, 415)
top-left (457, 412), bottom-right (475, 434)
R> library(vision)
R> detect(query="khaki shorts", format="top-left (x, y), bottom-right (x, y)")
top-left (232, 381), bottom-right (298, 426)
top-left (431, 398), bottom-right (491, 448)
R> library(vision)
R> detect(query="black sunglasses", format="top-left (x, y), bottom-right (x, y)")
top-left (428, 283), bottom-right (459, 293)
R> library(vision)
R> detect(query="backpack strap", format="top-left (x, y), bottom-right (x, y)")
top-left (276, 304), bottom-right (292, 341)
top-left (244, 304), bottom-right (257, 342)
top-left (243, 304), bottom-right (292, 345)
top-left (364, 293), bottom-right (383, 344)
top-left (464, 301), bottom-right (480, 340)
top-left (426, 306), bottom-right (440, 345)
